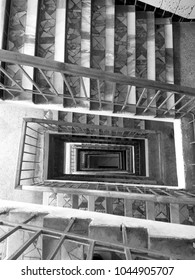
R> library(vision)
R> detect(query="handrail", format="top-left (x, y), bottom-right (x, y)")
top-left (23, 117), bottom-right (156, 135)
top-left (20, 180), bottom-right (195, 205)
top-left (0, 50), bottom-right (195, 97)
top-left (1, 50), bottom-right (195, 117)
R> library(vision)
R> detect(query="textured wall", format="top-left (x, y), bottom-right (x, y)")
top-left (0, 102), bottom-right (44, 203)
top-left (139, 0), bottom-right (195, 19)
top-left (173, 22), bottom-right (195, 88)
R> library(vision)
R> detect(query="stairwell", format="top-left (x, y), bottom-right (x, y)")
top-left (0, 0), bottom-right (176, 117)
top-left (1, 200), bottom-right (195, 260)
top-left (1, 0), bottom-right (195, 260)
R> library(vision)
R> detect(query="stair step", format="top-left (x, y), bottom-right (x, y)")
top-left (150, 236), bottom-right (195, 260)
top-left (1, 2), bottom-right (176, 117)
top-left (42, 215), bottom-right (90, 259)
top-left (80, 0), bottom-right (91, 109)
top-left (3, 0), bottom-right (39, 102)
top-left (89, 224), bottom-right (148, 250)
top-left (114, 6), bottom-right (136, 114)
top-left (53, 0), bottom-right (67, 95)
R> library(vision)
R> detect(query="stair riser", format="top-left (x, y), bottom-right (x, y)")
top-left (1, 1), bottom-right (175, 117)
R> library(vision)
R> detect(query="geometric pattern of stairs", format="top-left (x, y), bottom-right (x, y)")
top-left (0, 0), bottom-right (177, 117)
top-left (1, 0), bottom-right (195, 261)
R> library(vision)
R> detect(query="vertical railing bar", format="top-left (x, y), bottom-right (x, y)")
top-left (136, 88), bottom-right (147, 107)
top-left (162, 10), bottom-right (166, 17)
top-left (24, 142), bottom-right (41, 149)
top-left (111, 82), bottom-right (116, 107)
top-left (8, 230), bottom-right (42, 260)
top-left (21, 169), bottom-right (36, 171)
top-left (158, 189), bottom-right (172, 196)
top-left (163, 95), bottom-right (186, 114)
top-left (23, 151), bottom-right (36, 155)
top-left (20, 177), bottom-right (38, 180)
top-left (176, 97), bottom-right (195, 113)
top-left (134, 186), bottom-right (144, 193)
top-left (45, 123), bottom-right (57, 130)
top-left (23, 214), bottom-right (39, 224)
top-left (37, 123), bottom-right (47, 130)
top-left (26, 126), bottom-right (43, 135)
top-left (0, 226), bottom-right (21, 242)
top-left (86, 241), bottom-right (95, 260)
top-left (48, 218), bottom-right (76, 260)
top-left (143, 90), bottom-right (161, 113)
top-left (38, 122), bottom-right (53, 129)
top-left (48, 234), bottom-right (67, 260)
top-left (80, 76), bottom-right (88, 99)
top-left (122, 224), bottom-right (132, 260)
top-left (18, 64), bottom-right (48, 101)
top-left (97, 79), bottom-right (102, 110)
top-left (38, 68), bottom-right (59, 96)
top-left (175, 190), bottom-right (195, 197)
top-left (0, 65), bottom-right (24, 91)
top-left (121, 85), bottom-right (132, 111)
top-left (25, 134), bottom-right (38, 140)
top-left (0, 82), bottom-right (15, 98)
top-left (158, 92), bottom-right (175, 109)
top-left (61, 73), bottom-right (77, 105)
top-left (148, 188), bottom-right (158, 195)
top-left (23, 160), bottom-right (40, 163)
top-left (180, 104), bottom-right (195, 118)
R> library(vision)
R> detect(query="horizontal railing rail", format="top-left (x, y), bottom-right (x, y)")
top-left (21, 181), bottom-right (195, 205)
top-left (19, 181), bottom-right (195, 224)
top-left (1, 50), bottom-right (195, 117)
top-left (24, 117), bottom-right (156, 138)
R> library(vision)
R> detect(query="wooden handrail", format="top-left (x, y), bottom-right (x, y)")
top-left (0, 50), bottom-right (195, 97)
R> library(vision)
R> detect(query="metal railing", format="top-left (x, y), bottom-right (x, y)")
top-left (15, 117), bottom-right (155, 188)
top-left (0, 209), bottom-right (185, 260)
top-left (1, 50), bottom-right (195, 117)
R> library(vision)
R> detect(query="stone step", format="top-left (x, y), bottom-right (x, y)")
top-left (1, 2), bottom-right (176, 117)
top-left (42, 215), bottom-right (90, 260)
top-left (3, 0), bottom-right (39, 102)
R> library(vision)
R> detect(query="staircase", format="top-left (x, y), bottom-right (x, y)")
top-left (1, 0), bottom-right (195, 248)
top-left (0, 0), bottom-right (181, 118)
top-left (1, 200), bottom-right (195, 260)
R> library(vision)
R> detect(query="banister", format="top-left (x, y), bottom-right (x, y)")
top-left (1, 49), bottom-right (195, 97)
top-left (23, 117), bottom-right (156, 135)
